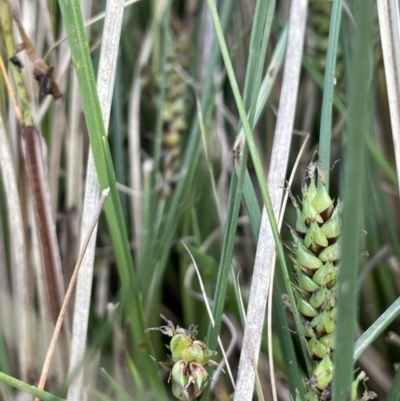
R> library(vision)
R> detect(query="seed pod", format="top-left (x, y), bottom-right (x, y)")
top-left (171, 360), bottom-right (189, 388)
top-left (320, 208), bottom-right (342, 243)
top-left (171, 381), bottom-right (189, 401)
top-left (311, 310), bottom-right (335, 336)
top-left (311, 183), bottom-right (334, 221)
top-left (308, 335), bottom-right (328, 359)
top-left (188, 362), bottom-right (208, 395)
top-left (302, 198), bottom-right (324, 226)
top-left (312, 355), bottom-right (333, 390)
top-left (296, 294), bottom-right (319, 317)
top-left (304, 221), bottom-right (329, 253)
top-left (298, 271), bottom-right (320, 293)
top-left (181, 342), bottom-right (204, 363)
top-left (309, 286), bottom-right (331, 309)
top-left (319, 242), bottom-right (340, 263)
top-left (296, 242), bottom-right (324, 273)
top-left (319, 332), bottom-right (335, 350)
top-left (312, 261), bottom-right (336, 287)
top-left (170, 334), bottom-right (192, 362)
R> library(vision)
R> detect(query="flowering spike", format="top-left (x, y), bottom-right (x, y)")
top-left (287, 161), bottom-right (372, 400)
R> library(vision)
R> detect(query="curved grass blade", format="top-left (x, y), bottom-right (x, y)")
top-left (354, 296), bottom-right (400, 362)
top-left (0, 371), bottom-right (66, 401)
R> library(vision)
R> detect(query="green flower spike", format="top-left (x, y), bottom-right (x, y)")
top-left (287, 159), bottom-right (375, 401)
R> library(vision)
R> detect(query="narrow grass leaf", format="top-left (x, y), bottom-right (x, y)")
top-left (354, 296), bottom-right (400, 362)
top-left (318, 0), bottom-right (343, 185)
top-left (57, 0), bottom-right (166, 397)
top-left (0, 371), bottom-right (65, 401)
top-left (332, 1), bottom-right (374, 399)
top-left (68, 1), bottom-right (126, 399)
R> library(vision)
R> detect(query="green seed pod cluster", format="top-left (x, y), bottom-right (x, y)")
top-left (289, 162), bottom-right (375, 401)
top-left (145, 315), bottom-right (217, 400)
top-left (159, 31), bottom-right (192, 198)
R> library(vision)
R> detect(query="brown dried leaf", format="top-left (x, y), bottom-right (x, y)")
top-left (7, 0), bottom-right (62, 99)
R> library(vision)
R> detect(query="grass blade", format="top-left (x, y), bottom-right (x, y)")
top-left (0, 371), bottom-right (65, 401)
top-left (377, 0), bottom-right (400, 200)
top-left (57, 0), bottom-right (166, 397)
top-left (318, 0), bottom-right (343, 185)
top-left (332, 1), bottom-right (374, 399)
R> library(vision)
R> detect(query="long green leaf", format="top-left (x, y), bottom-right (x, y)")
top-left (354, 297), bottom-right (400, 362)
top-left (0, 371), bottom-right (65, 401)
top-left (332, 1), bottom-right (374, 399)
top-left (56, 1), bottom-right (166, 398)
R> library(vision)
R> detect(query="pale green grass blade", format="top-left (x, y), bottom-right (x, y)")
top-left (112, 56), bottom-right (129, 223)
top-left (354, 297), bottom-right (400, 362)
top-left (67, 1), bottom-right (128, 400)
top-left (332, 1), bottom-right (374, 399)
top-left (57, 1), bottom-right (166, 397)
top-left (386, 363), bottom-right (400, 401)
top-left (100, 368), bottom-right (135, 401)
top-left (0, 371), bottom-right (65, 401)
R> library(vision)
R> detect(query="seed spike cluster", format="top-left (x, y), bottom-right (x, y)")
top-left (159, 30), bottom-right (191, 198)
top-left (146, 315), bottom-right (217, 400)
top-left (307, 0), bottom-right (344, 85)
top-left (289, 160), bottom-right (376, 401)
